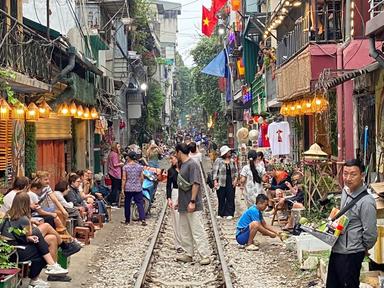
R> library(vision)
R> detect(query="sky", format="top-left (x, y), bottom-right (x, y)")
top-left (175, 0), bottom-right (209, 66)
top-left (22, 0), bottom-right (205, 67)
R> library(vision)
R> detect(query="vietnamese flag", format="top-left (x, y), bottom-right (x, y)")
top-left (202, 6), bottom-right (217, 37)
top-left (212, 0), bottom-right (227, 13)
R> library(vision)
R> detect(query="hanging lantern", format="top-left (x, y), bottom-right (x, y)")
top-left (58, 103), bottom-right (70, 117)
top-left (76, 105), bottom-right (84, 118)
top-left (0, 99), bottom-right (11, 120)
top-left (69, 102), bottom-right (77, 117)
top-left (231, 0), bottom-right (240, 11)
top-left (295, 101), bottom-right (303, 115)
top-left (26, 103), bottom-right (40, 122)
top-left (38, 100), bottom-right (52, 118)
top-left (83, 107), bottom-right (91, 120)
top-left (11, 103), bottom-right (26, 120)
top-left (303, 98), bottom-right (313, 114)
top-left (90, 107), bottom-right (98, 119)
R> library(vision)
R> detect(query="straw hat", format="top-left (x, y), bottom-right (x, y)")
top-left (303, 143), bottom-right (328, 160)
top-left (248, 129), bottom-right (259, 141)
top-left (220, 145), bottom-right (232, 157)
top-left (236, 127), bottom-right (249, 143)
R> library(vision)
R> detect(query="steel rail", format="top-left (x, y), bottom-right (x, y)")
top-left (201, 173), bottom-right (234, 288)
top-left (134, 200), bottom-right (167, 288)
top-left (134, 165), bottom-right (233, 287)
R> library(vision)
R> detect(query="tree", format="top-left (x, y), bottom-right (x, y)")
top-left (145, 80), bottom-right (165, 133)
top-left (190, 36), bottom-right (227, 143)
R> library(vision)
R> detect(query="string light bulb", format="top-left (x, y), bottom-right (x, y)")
top-left (69, 102), bottom-right (77, 116)
top-left (11, 103), bottom-right (26, 120)
top-left (0, 99), bottom-right (11, 120)
top-left (38, 100), bottom-right (52, 118)
top-left (26, 103), bottom-right (40, 122)
top-left (90, 107), bottom-right (98, 119)
top-left (76, 105), bottom-right (84, 118)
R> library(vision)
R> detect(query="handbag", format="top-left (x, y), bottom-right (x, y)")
top-left (177, 174), bottom-right (193, 192)
top-left (206, 172), bottom-right (214, 189)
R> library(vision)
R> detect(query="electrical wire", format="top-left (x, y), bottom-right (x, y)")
top-left (33, 0), bottom-right (42, 24)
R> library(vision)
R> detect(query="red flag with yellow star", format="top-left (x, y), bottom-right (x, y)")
top-left (202, 6), bottom-right (217, 37)
top-left (212, 0), bottom-right (227, 13)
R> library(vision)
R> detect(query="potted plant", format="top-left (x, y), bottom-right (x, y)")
top-left (0, 238), bottom-right (20, 288)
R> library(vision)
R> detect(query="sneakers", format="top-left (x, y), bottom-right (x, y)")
top-left (29, 278), bottom-right (50, 287)
top-left (200, 257), bottom-right (211, 265)
top-left (47, 275), bottom-right (72, 282)
top-left (74, 238), bottom-right (85, 247)
top-left (45, 263), bottom-right (68, 275)
top-left (61, 241), bottom-right (82, 258)
top-left (226, 216), bottom-right (233, 220)
top-left (176, 254), bottom-right (193, 263)
top-left (216, 215), bottom-right (222, 219)
top-left (141, 221), bottom-right (147, 226)
top-left (245, 244), bottom-right (259, 251)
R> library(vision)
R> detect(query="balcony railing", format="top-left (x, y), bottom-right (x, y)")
top-left (369, 0), bottom-right (384, 18)
top-left (277, 0), bottom-right (342, 66)
top-left (0, 19), bottom-right (52, 83)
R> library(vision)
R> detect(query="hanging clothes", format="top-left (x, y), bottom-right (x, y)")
top-left (260, 121), bottom-right (270, 147)
top-left (267, 121), bottom-right (291, 156)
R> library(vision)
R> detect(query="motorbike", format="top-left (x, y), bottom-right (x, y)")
top-left (131, 169), bottom-right (158, 220)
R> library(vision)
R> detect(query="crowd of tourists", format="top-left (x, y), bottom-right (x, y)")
top-left (0, 167), bottom-right (114, 288)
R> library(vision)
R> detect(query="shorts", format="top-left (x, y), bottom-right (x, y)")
top-left (236, 226), bottom-right (250, 245)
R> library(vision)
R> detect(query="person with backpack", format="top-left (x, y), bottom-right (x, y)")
top-left (326, 159), bottom-right (377, 288)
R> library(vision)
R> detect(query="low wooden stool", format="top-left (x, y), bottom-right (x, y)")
top-left (271, 199), bottom-right (288, 226)
top-left (84, 221), bottom-right (95, 238)
top-left (74, 227), bottom-right (90, 245)
top-left (92, 214), bottom-right (105, 228)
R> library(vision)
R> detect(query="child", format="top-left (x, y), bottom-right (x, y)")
top-left (236, 194), bottom-right (282, 251)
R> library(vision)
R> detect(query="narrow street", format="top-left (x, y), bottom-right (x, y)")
top-left (0, 0), bottom-right (383, 287)
top-left (41, 159), bottom-right (318, 288)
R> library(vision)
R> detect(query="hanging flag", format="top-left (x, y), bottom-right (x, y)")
top-left (212, 0), bottom-right (227, 13)
top-left (201, 50), bottom-right (226, 77)
top-left (202, 6), bottom-right (217, 37)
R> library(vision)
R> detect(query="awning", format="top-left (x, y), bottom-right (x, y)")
top-left (323, 62), bottom-right (381, 89)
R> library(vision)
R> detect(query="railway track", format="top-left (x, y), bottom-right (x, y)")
top-left (134, 169), bottom-right (233, 288)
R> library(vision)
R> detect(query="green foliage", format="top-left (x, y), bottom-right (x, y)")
top-left (190, 36), bottom-right (222, 115)
top-left (145, 80), bottom-right (165, 133)
top-left (173, 52), bottom-right (196, 127)
top-left (130, 0), bottom-right (151, 54)
top-left (0, 69), bottom-right (17, 104)
top-left (0, 239), bottom-right (16, 269)
top-left (190, 36), bottom-right (227, 142)
top-left (25, 123), bottom-right (36, 179)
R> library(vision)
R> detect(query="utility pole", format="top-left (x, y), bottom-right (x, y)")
top-left (46, 0), bottom-right (50, 40)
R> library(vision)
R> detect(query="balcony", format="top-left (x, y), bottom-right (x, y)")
top-left (276, 0), bottom-right (342, 66)
top-left (251, 75), bottom-right (266, 115)
top-left (366, 0), bottom-right (384, 39)
top-left (0, 19), bottom-right (52, 90)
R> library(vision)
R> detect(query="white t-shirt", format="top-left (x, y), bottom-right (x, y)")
top-left (0, 190), bottom-right (17, 214)
top-left (240, 163), bottom-right (266, 207)
top-left (189, 152), bottom-right (202, 164)
top-left (267, 121), bottom-right (291, 156)
top-left (54, 191), bottom-right (74, 209)
top-left (0, 190), bottom-right (36, 214)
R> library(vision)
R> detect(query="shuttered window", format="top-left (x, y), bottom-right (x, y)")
top-left (35, 117), bottom-right (72, 141)
top-left (0, 120), bottom-right (13, 171)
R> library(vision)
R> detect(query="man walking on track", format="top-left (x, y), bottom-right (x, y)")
top-left (175, 143), bottom-right (211, 265)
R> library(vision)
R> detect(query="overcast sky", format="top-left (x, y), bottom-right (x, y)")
top-left (23, 0), bottom-right (205, 66)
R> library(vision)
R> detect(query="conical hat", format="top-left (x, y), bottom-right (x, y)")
top-left (303, 143), bottom-right (328, 159)
top-left (248, 129), bottom-right (259, 141)
top-left (236, 127), bottom-right (249, 142)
